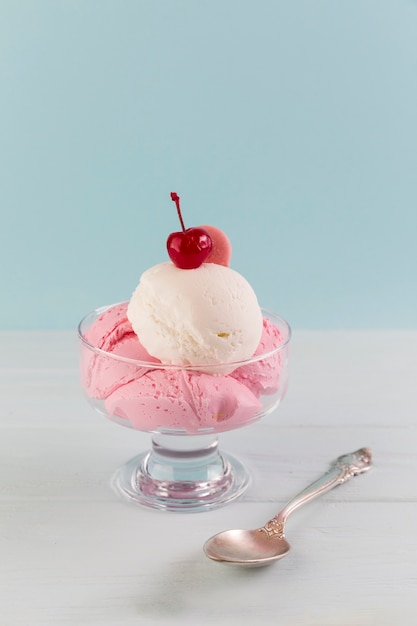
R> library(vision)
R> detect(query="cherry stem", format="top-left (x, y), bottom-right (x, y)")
top-left (170, 192), bottom-right (186, 232)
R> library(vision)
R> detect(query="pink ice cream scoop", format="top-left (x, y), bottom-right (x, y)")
top-left (80, 303), bottom-right (285, 434)
top-left (81, 303), bottom-right (159, 399)
top-left (230, 317), bottom-right (285, 397)
top-left (81, 303), bottom-right (285, 434)
top-left (104, 368), bottom-right (262, 433)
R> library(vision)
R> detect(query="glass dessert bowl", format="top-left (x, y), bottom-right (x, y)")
top-left (78, 302), bottom-right (291, 512)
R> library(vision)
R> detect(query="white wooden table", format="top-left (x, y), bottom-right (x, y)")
top-left (1, 330), bottom-right (416, 625)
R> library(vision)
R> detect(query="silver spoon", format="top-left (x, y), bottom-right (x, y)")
top-left (204, 447), bottom-right (372, 567)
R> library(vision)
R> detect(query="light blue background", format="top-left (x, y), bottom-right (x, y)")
top-left (1, 0), bottom-right (416, 330)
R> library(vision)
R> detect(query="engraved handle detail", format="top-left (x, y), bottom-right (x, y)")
top-left (259, 447), bottom-right (372, 539)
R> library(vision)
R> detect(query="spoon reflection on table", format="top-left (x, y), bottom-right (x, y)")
top-left (204, 448), bottom-right (372, 568)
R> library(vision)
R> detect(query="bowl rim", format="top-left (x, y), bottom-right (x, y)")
top-left (78, 301), bottom-right (292, 371)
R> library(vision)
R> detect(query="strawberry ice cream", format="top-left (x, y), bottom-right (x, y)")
top-left (80, 301), bottom-right (287, 434)
top-left (230, 316), bottom-right (286, 396)
top-left (105, 368), bottom-right (262, 433)
top-left (81, 303), bottom-right (159, 399)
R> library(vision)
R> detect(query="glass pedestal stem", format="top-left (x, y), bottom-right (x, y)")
top-left (112, 432), bottom-right (250, 512)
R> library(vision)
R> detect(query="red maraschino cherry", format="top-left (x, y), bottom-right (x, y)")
top-left (167, 192), bottom-right (213, 269)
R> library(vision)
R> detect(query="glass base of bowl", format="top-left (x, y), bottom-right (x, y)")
top-left (111, 433), bottom-right (250, 512)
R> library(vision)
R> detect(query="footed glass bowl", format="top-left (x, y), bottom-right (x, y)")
top-left (78, 303), bottom-right (291, 512)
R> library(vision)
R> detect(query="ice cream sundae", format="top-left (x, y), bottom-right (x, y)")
top-left (78, 193), bottom-right (290, 510)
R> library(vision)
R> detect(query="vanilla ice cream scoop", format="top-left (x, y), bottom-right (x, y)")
top-left (127, 262), bottom-right (263, 373)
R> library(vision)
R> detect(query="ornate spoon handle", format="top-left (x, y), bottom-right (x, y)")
top-left (260, 448), bottom-right (372, 539)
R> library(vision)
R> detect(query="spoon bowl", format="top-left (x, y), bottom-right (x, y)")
top-left (204, 447), bottom-right (372, 567)
top-left (204, 529), bottom-right (291, 567)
